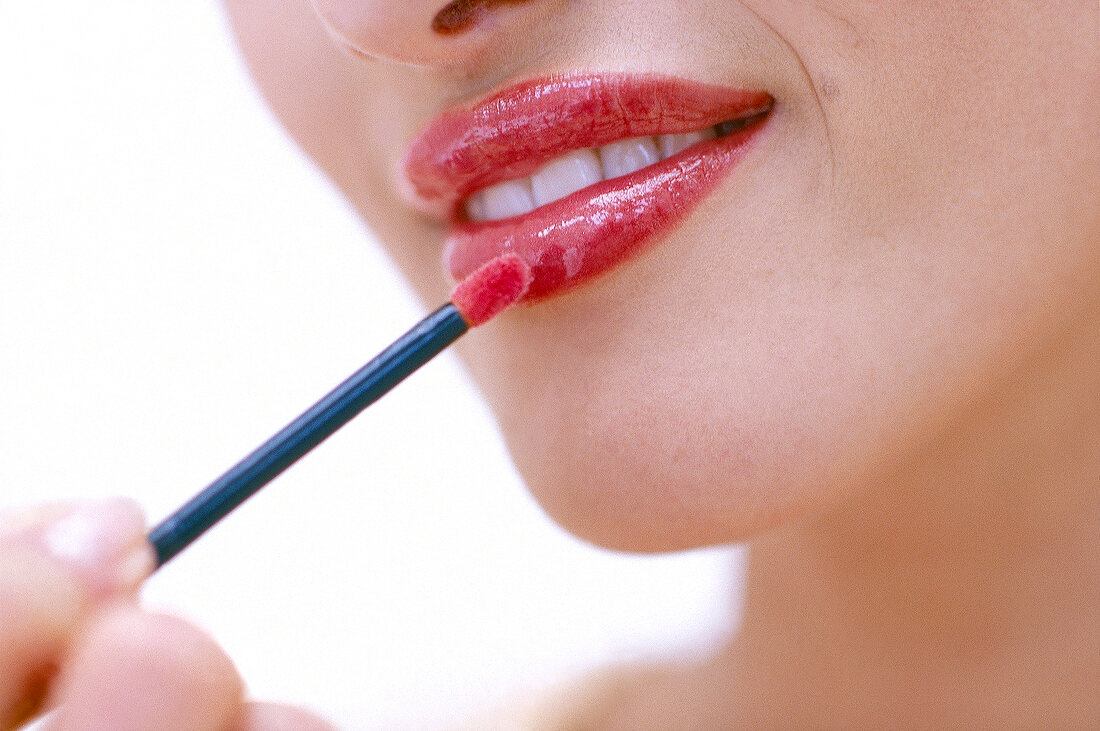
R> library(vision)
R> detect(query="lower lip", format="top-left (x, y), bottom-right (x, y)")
top-left (443, 117), bottom-right (769, 302)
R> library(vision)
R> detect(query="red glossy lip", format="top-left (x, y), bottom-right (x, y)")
top-left (402, 73), bottom-right (773, 301)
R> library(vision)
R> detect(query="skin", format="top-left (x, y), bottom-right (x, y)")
top-left (0, 500), bottom-right (335, 729)
top-left (222, 0), bottom-right (1099, 550)
top-left (3, 0), bottom-right (1096, 727)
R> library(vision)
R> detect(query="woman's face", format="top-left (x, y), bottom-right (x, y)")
top-left (226, 0), bottom-right (1097, 550)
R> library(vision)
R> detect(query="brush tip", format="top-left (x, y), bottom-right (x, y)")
top-left (450, 254), bottom-right (533, 327)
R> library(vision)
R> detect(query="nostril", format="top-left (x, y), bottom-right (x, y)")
top-left (431, 0), bottom-right (531, 35)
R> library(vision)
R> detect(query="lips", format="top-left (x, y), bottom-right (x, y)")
top-left (402, 73), bottom-right (772, 301)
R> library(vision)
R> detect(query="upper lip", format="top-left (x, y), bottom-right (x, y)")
top-left (401, 73), bottom-right (773, 218)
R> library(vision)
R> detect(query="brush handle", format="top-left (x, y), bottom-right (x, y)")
top-left (147, 303), bottom-right (468, 568)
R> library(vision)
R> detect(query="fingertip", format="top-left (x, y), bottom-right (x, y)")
top-left (0, 548), bottom-right (83, 729)
top-left (52, 607), bottom-right (244, 731)
top-left (2, 498), bottom-right (153, 598)
top-left (39, 498), bottom-right (152, 597)
top-left (0, 500), bottom-right (154, 728)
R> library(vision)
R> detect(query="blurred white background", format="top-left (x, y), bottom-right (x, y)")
top-left (0, 2), bottom-right (741, 727)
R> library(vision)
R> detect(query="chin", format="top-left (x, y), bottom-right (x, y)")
top-left (497, 373), bottom-right (823, 553)
top-left (461, 279), bottom-right (851, 553)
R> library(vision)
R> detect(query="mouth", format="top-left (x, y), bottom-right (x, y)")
top-left (402, 73), bottom-right (773, 302)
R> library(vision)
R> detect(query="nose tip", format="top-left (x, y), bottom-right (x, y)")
top-left (309, 0), bottom-right (535, 69)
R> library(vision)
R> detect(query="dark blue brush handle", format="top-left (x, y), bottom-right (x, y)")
top-left (148, 303), bottom-right (468, 568)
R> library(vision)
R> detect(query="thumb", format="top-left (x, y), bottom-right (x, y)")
top-left (0, 499), bottom-right (152, 728)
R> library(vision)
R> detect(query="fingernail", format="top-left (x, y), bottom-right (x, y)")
top-left (111, 541), bottom-right (156, 591)
top-left (14, 499), bottom-right (154, 596)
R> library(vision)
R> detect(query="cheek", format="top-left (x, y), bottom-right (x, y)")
top-left (223, 0), bottom-right (451, 307)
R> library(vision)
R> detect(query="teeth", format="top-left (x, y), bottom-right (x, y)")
top-left (464, 191), bottom-right (488, 222)
top-left (599, 136), bottom-right (660, 179)
top-left (530, 148), bottom-right (603, 207)
top-left (463, 120), bottom-right (742, 222)
top-left (657, 127), bottom-right (717, 159)
top-left (466, 178), bottom-right (535, 222)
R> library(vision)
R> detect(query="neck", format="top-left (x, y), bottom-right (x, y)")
top-left (727, 303), bottom-right (1100, 728)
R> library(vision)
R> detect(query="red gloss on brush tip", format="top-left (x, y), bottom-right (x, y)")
top-left (450, 253), bottom-right (532, 327)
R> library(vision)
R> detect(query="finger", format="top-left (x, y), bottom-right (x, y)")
top-left (0, 500), bottom-right (151, 729)
top-left (0, 499), bottom-right (151, 600)
top-left (0, 548), bottom-right (80, 730)
top-left (231, 702), bottom-right (337, 731)
top-left (51, 607), bottom-right (244, 731)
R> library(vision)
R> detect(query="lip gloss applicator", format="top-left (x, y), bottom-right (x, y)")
top-left (146, 253), bottom-right (531, 569)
